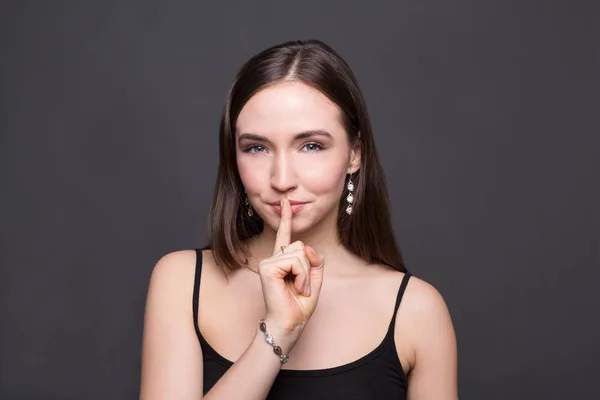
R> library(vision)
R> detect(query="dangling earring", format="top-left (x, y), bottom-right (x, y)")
top-left (244, 192), bottom-right (254, 217)
top-left (345, 175), bottom-right (355, 215)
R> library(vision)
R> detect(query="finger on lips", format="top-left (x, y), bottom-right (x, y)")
top-left (273, 198), bottom-right (292, 256)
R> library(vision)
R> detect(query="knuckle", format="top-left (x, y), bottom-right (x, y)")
top-left (285, 240), bottom-right (304, 250)
top-left (286, 244), bottom-right (302, 253)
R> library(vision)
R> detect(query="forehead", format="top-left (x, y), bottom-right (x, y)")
top-left (236, 81), bottom-right (344, 137)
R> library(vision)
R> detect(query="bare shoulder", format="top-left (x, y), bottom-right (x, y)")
top-left (141, 249), bottom-right (204, 398)
top-left (396, 274), bottom-right (454, 343)
top-left (150, 250), bottom-right (197, 283)
top-left (400, 274), bottom-right (451, 318)
top-left (148, 248), bottom-right (227, 299)
top-left (147, 250), bottom-right (198, 309)
top-left (366, 266), bottom-right (453, 335)
top-left (394, 272), bottom-right (457, 385)
top-left (372, 266), bottom-right (449, 312)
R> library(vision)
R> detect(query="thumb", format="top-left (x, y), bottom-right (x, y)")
top-left (304, 246), bottom-right (324, 268)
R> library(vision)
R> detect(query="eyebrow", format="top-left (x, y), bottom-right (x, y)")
top-left (238, 130), bottom-right (334, 144)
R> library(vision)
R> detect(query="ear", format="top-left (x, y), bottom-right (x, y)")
top-left (348, 141), bottom-right (362, 174)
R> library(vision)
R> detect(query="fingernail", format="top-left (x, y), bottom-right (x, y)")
top-left (307, 246), bottom-right (316, 256)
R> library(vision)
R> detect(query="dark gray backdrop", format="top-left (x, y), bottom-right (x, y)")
top-left (1, 1), bottom-right (598, 399)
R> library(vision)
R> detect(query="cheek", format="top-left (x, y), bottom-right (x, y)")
top-left (301, 169), bottom-right (344, 193)
top-left (298, 154), bottom-right (348, 194)
top-left (237, 158), bottom-right (262, 192)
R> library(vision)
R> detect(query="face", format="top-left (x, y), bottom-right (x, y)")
top-left (236, 81), bottom-right (360, 235)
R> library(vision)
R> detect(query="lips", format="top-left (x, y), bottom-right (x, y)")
top-left (269, 200), bottom-right (305, 206)
top-left (269, 200), bottom-right (308, 215)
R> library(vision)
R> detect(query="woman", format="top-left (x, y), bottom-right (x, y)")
top-left (140, 39), bottom-right (457, 399)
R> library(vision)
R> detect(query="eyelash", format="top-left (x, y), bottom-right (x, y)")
top-left (242, 142), bottom-right (326, 154)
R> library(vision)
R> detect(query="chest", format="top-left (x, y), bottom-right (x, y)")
top-left (199, 273), bottom-right (408, 372)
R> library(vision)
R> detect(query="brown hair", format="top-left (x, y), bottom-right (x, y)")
top-left (204, 39), bottom-right (406, 274)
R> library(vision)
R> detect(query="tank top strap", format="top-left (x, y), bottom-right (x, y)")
top-left (192, 248), bottom-right (203, 340)
top-left (387, 272), bottom-right (412, 332)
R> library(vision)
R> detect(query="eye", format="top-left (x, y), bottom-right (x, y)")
top-left (301, 142), bottom-right (325, 152)
top-left (243, 144), bottom-right (267, 153)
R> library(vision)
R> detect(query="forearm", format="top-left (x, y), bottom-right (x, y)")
top-left (203, 324), bottom-right (296, 400)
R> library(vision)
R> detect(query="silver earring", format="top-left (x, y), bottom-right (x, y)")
top-left (345, 176), bottom-right (355, 215)
top-left (244, 194), bottom-right (254, 217)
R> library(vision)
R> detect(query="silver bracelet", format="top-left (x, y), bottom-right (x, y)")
top-left (258, 319), bottom-right (290, 364)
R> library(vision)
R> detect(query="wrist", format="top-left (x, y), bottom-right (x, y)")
top-left (256, 318), bottom-right (300, 362)
top-left (262, 316), bottom-right (305, 336)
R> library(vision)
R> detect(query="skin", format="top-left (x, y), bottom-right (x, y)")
top-left (140, 80), bottom-right (458, 399)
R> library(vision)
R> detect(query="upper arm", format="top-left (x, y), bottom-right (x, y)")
top-left (140, 250), bottom-right (203, 399)
top-left (405, 279), bottom-right (458, 400)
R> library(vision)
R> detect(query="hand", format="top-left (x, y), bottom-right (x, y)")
top-left (257, 198), bottom-right (325, 339)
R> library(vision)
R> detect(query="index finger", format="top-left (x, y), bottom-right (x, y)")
top-left (273, 198), bottom-right (292, 255)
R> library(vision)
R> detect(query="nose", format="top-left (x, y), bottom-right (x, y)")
top-left (270, 151), bottom-right (297, 193)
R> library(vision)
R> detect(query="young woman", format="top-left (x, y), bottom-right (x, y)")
top-left (140, 39), bottom-right (457, 399)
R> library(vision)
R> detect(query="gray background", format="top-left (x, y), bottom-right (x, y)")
top-left (1, 1), bottom-right (598, 399)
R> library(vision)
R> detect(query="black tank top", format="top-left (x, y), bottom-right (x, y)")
top-left (192, 249), bottom-right (412, 399)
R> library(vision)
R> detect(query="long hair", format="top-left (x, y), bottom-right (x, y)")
top-left (204, 39), bottom-right (406, 274)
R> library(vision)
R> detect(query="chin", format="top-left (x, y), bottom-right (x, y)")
top-left (289, 219), bottom-right (313, 235)
top-left (260, 213), bottom-right (313, 235)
